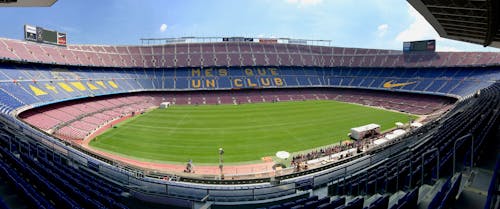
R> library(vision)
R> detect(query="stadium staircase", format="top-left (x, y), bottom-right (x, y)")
top-left (454, 124), bottom-right (500, 209)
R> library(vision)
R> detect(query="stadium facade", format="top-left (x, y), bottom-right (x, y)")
top-left (0, 36), bottom-right (498, 209)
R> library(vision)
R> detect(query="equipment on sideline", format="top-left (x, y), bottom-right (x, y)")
top-left (350, 124), bottom-right (380, 140)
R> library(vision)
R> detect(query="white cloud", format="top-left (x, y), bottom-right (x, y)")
top-left (286, 0), bottom-right (323, 7)
top-left (377, 24), bottom-right (389, 37)
top-left (395, 5), bottom-right (438, 42)
top-left (160, 24), bottom-right (168, 32)
top-left (393, 4), bottom-right (500, 52)
top-left (437, 46), bottom-right (459, 52)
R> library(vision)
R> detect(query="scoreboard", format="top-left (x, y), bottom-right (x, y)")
top-left (25, 25), bottom-right (67, 46)
top-left (403, 40), bottom-right (435, 52)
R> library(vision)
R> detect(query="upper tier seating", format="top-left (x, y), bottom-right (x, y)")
top-left (1, 38), bottom-right (500, 68)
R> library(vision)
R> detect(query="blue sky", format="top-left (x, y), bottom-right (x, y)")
top-left (0, 0), bottom-right (498, 52)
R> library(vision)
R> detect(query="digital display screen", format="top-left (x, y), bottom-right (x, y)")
top-left (24, 24), bottom-right (67, 46)
top-left (403, 40), bottom-right (435, 52)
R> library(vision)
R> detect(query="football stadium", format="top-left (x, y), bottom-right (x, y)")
top-left (0, 0), bottom-right (499, 209)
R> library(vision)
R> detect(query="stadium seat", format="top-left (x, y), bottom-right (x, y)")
top-left (0, 34), bottom-right (498, 209)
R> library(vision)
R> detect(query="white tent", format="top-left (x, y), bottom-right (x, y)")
top-left (393, 129), bottom-right (407, 135)
top-left (350, 124), bottom-right (380, 140)
top-left (160, 102), bottom-right (171, 109)
top-left (373, 138), bottom-right (388, 145)
top-left (385, 134), bottom-right (397, 140)
top-left (411, 122), bottom-right (423, 128)
top-left (276, 151), bottom-right (290, 159)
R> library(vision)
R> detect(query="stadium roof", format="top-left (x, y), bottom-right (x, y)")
top-left (408, 0), bottom-right (500, 48)
top-left (0, 0), bottom-right (57, 7)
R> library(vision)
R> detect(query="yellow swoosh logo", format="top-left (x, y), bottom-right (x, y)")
top-left (383, 80), bottom-right (417, 88)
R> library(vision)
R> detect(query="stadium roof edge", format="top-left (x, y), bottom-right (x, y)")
top-left (408, 0), bottom-right (500, 48)
top-left (407, 0), bottom-right (446, 36)
top-left (0, 0), bottom-right (57, 7)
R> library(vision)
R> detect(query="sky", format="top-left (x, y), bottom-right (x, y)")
top-left (0, 0), bottom-right (498, 52)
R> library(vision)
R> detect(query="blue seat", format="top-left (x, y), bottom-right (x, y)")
top-left (294, 198), bottom-right (307, 206)
top-left (317, 197), bottom-right (330, 206)
top-left (329, 197), bottom-right (346, 208)
top-left (346, 197), bottom-right (363, 209)
top-left (269, 205), bottom-right (282, 209)
top-left (367, 195), bottom-right (389, 209)
top-left (316, 203), bottom-right (330, 209)
top-left (281, 201), bottom-right (296, 209)
top-left (303, 200), bottom-right (318, 209)
top-left (290, 205), bottom-right (304, 209)
top-left (306, 195), bottom-right (318, 202)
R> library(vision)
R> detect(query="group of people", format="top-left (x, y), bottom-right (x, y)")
top-left (290, 140), bottom-right (369, 168)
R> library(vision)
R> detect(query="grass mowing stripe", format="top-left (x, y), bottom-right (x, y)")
top-left (90, 100), bottom-right (417, 164)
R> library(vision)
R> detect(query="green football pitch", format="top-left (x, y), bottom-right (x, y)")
top-left (89, 100), bottom-right (416, 165)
